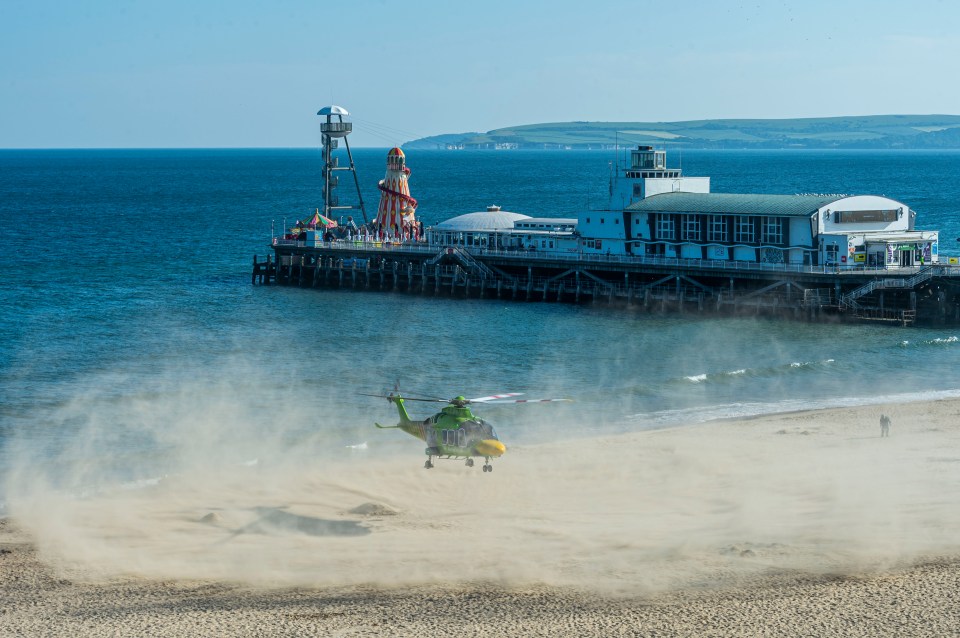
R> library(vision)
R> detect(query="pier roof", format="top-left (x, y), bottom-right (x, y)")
top-left (626, 192), bottom-right (844, 217)
top-left (435, 209), bottom-right (530, 231)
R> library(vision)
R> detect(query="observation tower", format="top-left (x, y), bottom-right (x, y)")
top-left (317, 105), bottom-right (367, 224)
top-left (375, 148), bottom-right (419, 240)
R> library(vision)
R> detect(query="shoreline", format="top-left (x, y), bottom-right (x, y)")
top-left (4, 397), bottom-right (960, 635)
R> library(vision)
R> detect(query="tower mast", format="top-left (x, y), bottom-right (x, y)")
top-left (317, 105), bottom-right (368, 224)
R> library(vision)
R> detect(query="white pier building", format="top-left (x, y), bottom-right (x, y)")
top-left (426, 145), bottom-right (939, 269)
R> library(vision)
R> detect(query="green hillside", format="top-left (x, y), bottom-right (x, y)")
top-left (405, 115), bottom-right (960, 149)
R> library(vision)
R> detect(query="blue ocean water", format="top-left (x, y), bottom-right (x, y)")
top-left (2, 148), bottom-right (960, 511)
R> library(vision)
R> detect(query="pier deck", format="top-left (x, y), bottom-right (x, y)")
top-left (255, 241), bottom-right (960, 326)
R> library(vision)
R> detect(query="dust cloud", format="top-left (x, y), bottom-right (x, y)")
top-left (6, 379), bottom-right (960, 594)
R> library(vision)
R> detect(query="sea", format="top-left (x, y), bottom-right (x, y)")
top-left (2, 147), bottom-right (960, 514)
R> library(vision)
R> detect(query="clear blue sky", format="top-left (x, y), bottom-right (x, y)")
top-left (2, 0), bottom-right (957, 148)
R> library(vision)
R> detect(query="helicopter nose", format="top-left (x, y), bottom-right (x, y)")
top-left (475, 439), bottom-right (506, 457)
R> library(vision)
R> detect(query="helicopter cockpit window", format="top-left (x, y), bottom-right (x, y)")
top-left (475, 419), bottom-right (497, 440)
top-left (463, 419), bottom-right (497, 441)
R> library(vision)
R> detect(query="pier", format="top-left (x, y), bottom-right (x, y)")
top-left (254, 241), bottom-right (960, 326)
top-left (254, 108), bottom-right (960, 327)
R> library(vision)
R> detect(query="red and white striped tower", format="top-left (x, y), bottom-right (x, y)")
top-left (376, 148), bottom-right (419, 240)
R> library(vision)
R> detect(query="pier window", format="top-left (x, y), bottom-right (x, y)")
top-left (834, 209), bottom-right (898, 223)
top-left (682, 214), bottom-right (701, 241)
top-left (708, 215), bottom-right (728, 242)
top-left (655, 214), bottom-right (675, 240)
top-left (761, 217), bottom-right (783, 245)
top-left (735, 216), bottom-right (755, 243)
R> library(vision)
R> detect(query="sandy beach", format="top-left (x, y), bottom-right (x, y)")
top-left (4, 398), bottom-right (960, 636)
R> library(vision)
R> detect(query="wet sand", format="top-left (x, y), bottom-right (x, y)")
top-left (4, 398), bottom-right (960, 636)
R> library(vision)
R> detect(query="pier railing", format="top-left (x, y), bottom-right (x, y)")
top-left (273, 238), bottom-right (960, 278)
top-left (838, 265), bottom-right (960, 308)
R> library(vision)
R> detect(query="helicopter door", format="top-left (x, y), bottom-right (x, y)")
top-left (457, 429), bottom-right (465, 447)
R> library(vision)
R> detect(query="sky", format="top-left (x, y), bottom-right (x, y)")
top-left (1, 0), bottom-right (958, 148)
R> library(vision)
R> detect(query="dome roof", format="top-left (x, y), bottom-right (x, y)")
top-left (387, 147), bottom-right (405, 157)
top-left (317, 105), bottom-right (349, 116)
top-left (435, 206), bottom-right (530, 231)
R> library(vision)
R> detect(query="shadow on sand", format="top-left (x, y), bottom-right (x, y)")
top-left (231, 507), bottom-right (371, 538)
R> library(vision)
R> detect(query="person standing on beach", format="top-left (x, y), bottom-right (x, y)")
top-left (880, 414), bottom-right (891, 437)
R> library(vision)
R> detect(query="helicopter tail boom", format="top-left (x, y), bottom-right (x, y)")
top-left (388, 395), bottom-right (415, 425)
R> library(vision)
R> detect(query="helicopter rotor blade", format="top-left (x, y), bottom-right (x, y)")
top-left (364, 390), bottom-right (571, 405)
top-left (359, 392), bottom-right (447, 402)
top-left (467, 393), bottom-right (525, 403)
top-left (479, 398), bottom-right (574, 404)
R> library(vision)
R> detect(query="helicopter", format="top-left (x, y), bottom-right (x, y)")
top-left (369, 391), bottom-right (571, 472)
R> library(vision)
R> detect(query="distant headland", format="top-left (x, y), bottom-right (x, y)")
top-left (404, 115), bottom-right (960, 150)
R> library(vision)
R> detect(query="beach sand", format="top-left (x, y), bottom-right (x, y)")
top-left (3, 399), bottom-right (960, 636)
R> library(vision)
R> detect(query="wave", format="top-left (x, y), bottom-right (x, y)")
top-left (627, 387), bottom-right (960, 429)
top-left (899, 336), bottom-right (958, 348)
top-left (677, 359), bottom-right (836, 385)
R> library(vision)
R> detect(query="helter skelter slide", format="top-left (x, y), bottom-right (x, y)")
top-left (375, 147), bottom-right (419, 239)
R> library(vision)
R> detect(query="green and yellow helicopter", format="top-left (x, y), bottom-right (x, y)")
top-left (370, 391), bottom-right (571, 472)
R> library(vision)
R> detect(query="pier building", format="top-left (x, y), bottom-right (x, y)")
top-left (580, 145), bottom-right (938, 269)
top-left (255, 111), bottom-right (960, 326)
top-left (425, 206), bottom-right (578, 253)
